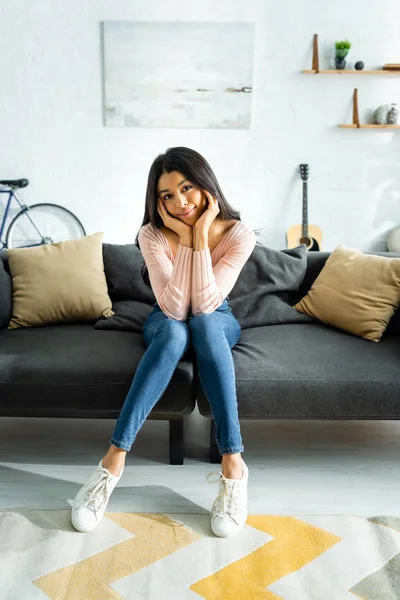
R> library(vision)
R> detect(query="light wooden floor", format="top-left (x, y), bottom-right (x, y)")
top-left (1, 408), bottom-right (399, 516)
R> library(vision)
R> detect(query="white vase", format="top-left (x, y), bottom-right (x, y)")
top-left (387, 104), bottom-right (399, 124)
top-left (373, 105), bottom-right (390, 125)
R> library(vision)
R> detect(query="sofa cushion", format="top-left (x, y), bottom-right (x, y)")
top-left (0, 257), bottom-right (12, 329)
top-left (228, 243), bottom-right (315, 328)
top-left (102, 242), bottom-right (155, 304)
top-left (196, 322), bottom-right (400, 419)
top-left (6, 232), bottom-right (115, 329)
top-left (0, 323), bottom-right (195, 417)
top-left (295, 250), bottom-right (400, 337)
top-left (293, 245), bottom-right (400, 342)
top-left (95, 299), bottom-right (151, 333)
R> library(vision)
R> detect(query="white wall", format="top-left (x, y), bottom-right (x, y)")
top-left (1, 0), bottom-right (400, 251)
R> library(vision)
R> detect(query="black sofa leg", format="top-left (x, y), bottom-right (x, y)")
top-left (169, 418), bottom-right (184, 465)
top-left (210, 419), bottom-right (222, 463)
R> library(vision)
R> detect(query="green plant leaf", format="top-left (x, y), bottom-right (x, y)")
top-left (335, 40), bottom-right (352, 50)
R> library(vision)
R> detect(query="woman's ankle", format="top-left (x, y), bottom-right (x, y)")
top-left (221, 453), bottom-right (244, 479)
top-left (105, 445), bottom-right (127, 459)
top-left (102, 446), bottom-right (127, 474)
top-left (102, 456), bottom-right (125, 476)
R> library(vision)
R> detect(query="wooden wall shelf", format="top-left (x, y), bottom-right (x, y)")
top-left (307, 35), bottom-right (400, 74)
top-left (339, 89), bottom-right (400, 129)
top-left (304, 69), bottom-right (400, 75)
top-left (339, 124), bottom-right (400, 128)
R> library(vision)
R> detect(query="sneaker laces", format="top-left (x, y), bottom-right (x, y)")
top-left (206, 470), bottom-right (241, 525)
top-left (82, 471), bottom-right (114, 517)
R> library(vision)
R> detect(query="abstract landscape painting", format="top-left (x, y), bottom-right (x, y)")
top-left (102, 21), bottom-right (255, 128)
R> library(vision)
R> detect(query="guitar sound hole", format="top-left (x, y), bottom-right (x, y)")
top-left (299, 236), bottom-right (312, 246)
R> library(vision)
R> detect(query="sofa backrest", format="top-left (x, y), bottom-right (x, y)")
top-left (0, 250), bottom-right (9, 271)
top-left (0, 250), bottom-right (12, 329)
top-left (1, 247), bottom-right (400, 334)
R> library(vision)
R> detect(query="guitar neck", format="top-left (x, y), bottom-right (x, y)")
top-left (302, 180), bottom-right (309, 236)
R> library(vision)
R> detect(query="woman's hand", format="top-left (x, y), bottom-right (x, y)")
top-left (194, 190), bottom-right (220, 234)
top-left (157, 199), bottom-right (193, 239)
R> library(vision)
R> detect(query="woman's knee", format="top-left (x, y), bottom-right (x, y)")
top-left (153, 318), bottom-right (190, 347)
top-left (189, 311), bottom-right (220, 332)
top-left (189, 313), bottom-right (225, 345)
top-left (189, 312), bottom-right (241, 349)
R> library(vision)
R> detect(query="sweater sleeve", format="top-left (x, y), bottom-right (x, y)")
top-left (138, 225), bottom-right (192, 321)
top-left (191, 225), bottom-right (257, 315)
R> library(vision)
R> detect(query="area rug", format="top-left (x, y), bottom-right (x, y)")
top-left (1, 509), bottom-right (400, 599)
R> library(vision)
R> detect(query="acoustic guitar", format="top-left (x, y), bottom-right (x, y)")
top-left (286, 164), bottom-right (322, 251)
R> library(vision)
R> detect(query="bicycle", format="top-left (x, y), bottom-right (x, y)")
top-left (0, 178), bottom-right (86, 250)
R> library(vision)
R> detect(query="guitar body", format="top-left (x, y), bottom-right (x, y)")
top-left (286, 163), bottom-right (323, 252)
top-left (286, 224), bottom-right (322, 251)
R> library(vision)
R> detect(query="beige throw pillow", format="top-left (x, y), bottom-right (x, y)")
top-left (293, 245), bottom-right (400, 342)
top-left (7, 232), bottom-right (114, 329)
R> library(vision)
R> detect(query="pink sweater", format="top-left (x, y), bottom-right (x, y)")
top-left (138, 221), bottom-right (257, 321)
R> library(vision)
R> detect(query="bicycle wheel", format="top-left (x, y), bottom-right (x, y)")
top-left (5, 203), bottom-right (86, 249)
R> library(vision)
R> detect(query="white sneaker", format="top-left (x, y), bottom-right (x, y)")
top-left (71, 459), bottom-right (124, 533)
top-left (206, 458), bottom-right (249, 538)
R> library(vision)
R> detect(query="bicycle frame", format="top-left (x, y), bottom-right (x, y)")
top-left (0, 186), bottom-right (46, 250)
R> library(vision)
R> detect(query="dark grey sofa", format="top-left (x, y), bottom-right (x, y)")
top-left (1, 242), bottom-right (399, 466)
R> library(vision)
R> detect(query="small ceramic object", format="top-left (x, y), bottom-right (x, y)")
top-left (373, 104), bottom-right (390, 124)
top-left (355, 61), bottom-right (364, 70)
top-left (387, 103), bottom-right (399, 124)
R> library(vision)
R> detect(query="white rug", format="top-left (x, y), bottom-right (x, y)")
top-left (1, 508), bottom-right (400, 599)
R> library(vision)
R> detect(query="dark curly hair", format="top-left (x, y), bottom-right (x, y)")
top-left (136, 146), bottom-right (242, 288)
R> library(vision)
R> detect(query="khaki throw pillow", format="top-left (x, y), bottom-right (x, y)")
top-left (7, 232), bottom-right (114, 329)
top-left (293, 245), bottom-right (400, 342)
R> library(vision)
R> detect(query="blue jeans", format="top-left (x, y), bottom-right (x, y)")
top-left (109, 297), bottom-right (244, 455)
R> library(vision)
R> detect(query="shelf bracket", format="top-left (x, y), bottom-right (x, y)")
top-left (312, 34), bottom-right (319, 73)
top-left (353, 88), bottom-right (360, 128)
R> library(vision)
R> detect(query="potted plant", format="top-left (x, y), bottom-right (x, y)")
top-left (335, 40), bottom-right (351, 70)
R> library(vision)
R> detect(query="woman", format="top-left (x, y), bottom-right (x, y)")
top-left (71, 147), bottom-right (257, 538)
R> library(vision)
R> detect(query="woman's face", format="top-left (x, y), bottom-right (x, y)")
top-left (157, 170), bottom-right (207, 224)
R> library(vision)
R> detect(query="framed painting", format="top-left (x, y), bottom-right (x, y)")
top-left (101, 21), bottom-right (255, 129)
